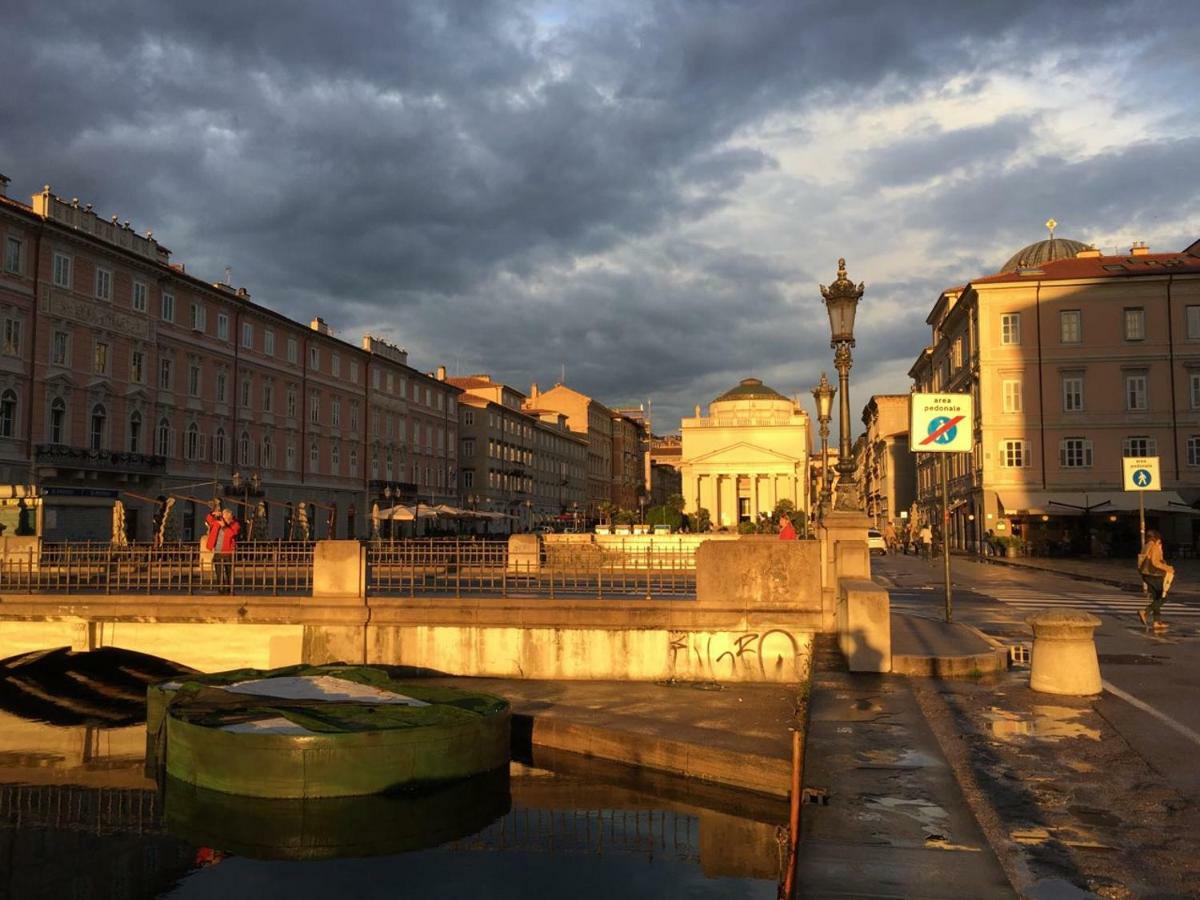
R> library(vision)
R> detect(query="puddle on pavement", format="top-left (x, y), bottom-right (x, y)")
top-left (855, 748), bottom-right (942, 769)
top-left (861, 796), bottom-right (961, 846)
top-left (983, 705), bottom-right (1101, 742)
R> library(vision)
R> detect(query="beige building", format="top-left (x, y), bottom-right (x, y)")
top-left (858, 395), bottom-right (915, 528)
top-left (909, 235), bottom-right (1200, 555)
top-left (526, 383), bottom-right (613, 518)
top-left (680, 378), bottom-right (810, 528)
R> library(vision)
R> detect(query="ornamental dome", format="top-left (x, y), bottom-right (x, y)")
top-left (713, 378), bottom-right (786, 403)
top-left (999, 237), bottom-right (1090, 273)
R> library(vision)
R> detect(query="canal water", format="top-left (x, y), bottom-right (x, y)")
top-left (0, 650), bottom-right (785, 899)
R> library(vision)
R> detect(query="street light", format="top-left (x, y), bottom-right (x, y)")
top-left (820, 258), bottom-right (865, 512)
top-left (810, 373), bottom-right (835, 518)
top-left (226, 470), bottom-right (264, 536)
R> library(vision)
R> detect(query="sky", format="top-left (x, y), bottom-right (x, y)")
top-left (2, 1), bottom-right (1198, 437)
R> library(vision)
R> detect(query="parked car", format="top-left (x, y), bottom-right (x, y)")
top-left (867, 529), bottom-right (887, 555)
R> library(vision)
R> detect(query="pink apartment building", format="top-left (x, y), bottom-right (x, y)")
top-left (0, 179), bottom-right (459, 540)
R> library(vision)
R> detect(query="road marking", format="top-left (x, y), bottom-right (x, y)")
top-left (1102, 680), bottom-right (1200, 749)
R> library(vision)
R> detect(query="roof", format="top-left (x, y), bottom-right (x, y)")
top-left (971, 251), bottom-right (1200, 285)
top-left (999, 237), bottom-right (1090, 273)
top-left (713, 377), bottom-right (786, 403)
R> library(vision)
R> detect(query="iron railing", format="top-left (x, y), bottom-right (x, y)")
top-left (367, 538), bottom-right (697, 599)
top-left (0, 541), bottom-right (314, 596)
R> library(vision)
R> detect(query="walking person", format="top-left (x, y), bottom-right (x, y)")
top-left (919, 522), bottom-right (933, 560)
top-left (205, 505), bottom-right (241, 594)
top-left (778, 514), bottom-right (797, 541)
top-left (1137, 530), bottom-right (1174, 630)
top-left (882, 520), bottom-right (898, 555)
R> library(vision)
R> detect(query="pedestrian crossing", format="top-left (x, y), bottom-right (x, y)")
top-left (987, 588), bottom-right (1200, 621)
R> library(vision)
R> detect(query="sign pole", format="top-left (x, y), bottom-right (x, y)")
top-left (1139, 490), bottom-right (1146, 600)
top-left (941, 455), bottom-right (952, 623)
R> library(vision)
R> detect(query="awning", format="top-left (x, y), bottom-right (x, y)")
top-left (996, 490), bottom-right (1197, 516)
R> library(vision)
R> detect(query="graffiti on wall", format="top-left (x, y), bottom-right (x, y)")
top-left (668, 628), bottom-right (810, 683)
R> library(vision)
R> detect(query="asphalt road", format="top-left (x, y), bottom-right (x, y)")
top-left (875, 552), bottom-right (1200, 800)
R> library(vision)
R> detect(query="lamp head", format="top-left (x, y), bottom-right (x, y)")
top-left (810, 372), bottom-right (836, 421)
top-left (819, 257), bottom-right (864, 347)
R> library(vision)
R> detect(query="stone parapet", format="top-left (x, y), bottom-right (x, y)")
top-left (694, 538), bottom-right (821, 613)
top-left (836, 577), bottom-right (891, 673)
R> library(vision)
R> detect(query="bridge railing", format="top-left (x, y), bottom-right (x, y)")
top-left (0, 541), bottom-right (314, 596)
top-left (366, 538), bottom-right (697, 599)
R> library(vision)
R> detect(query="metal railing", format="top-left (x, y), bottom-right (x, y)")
top-left (0, 541), bottom-right (314, 596)
top-left (367, 538), bottom-right (697, 599)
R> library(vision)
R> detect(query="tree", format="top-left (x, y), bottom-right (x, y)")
top-left (694, 507), bottom-right (712, 533)
top-left (597, 501), bottom-right (615, 525)
top-left (667, 493), bottom-right (685, 514)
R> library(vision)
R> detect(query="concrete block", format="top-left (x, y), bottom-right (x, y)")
top-left (1026, 610), bottom-right (1102, 695)
top-left (695, 538), bottom-right (821, 612)
top-left (312, 540), bottom-right (365, 599)
top-left (837, 577), bottom-right (892, 673)
top-left (834, 540), bottom-right (870, 581)
top-left (507, 534), bottom-right (542, 574)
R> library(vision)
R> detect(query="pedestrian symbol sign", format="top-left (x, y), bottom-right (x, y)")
top-left (1122, 456), bottom-right (1159, 492)
top-left (910, 393), bottom-right (973, 453)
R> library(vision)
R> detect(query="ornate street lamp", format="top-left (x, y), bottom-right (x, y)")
top-left (810, 373), bottom-right (835, 517)
top-left (820, 258), bottom-right (865, 512)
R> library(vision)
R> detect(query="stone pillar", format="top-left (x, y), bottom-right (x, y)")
top-left (312, 540), bottom-right (366, 601)
top-left (1027, 610), bottom-right (1102, 695)
top-left (507, 533), bottom-right (542, 574)
top-left (721, 474), bottom-right (736, 527)
top-left (750, 475), bottom-right (759, 522)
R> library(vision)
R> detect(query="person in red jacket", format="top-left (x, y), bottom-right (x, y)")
top-left (778, 514), bottom-right (797, 541)
top-left (205, 506), bottom-right (241, 593)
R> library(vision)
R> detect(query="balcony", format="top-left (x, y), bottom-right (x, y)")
top-left (34, 444), bottom-right (166, 475)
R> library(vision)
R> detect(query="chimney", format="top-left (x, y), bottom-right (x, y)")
top-left (310, 316), bottom-right (330, 335)
top-left (436, 366), bottom-right (446, 381)
top-left (1130, 241), bottom-right (1150, 256)
top-left (530, 382), bottom-right (539, 400)
top-left (1074, 246), bottom-right (1101, 259)
top-left (0, 173), bottom-right (9, 197)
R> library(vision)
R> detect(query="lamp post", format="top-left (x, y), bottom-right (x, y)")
top-left (810, 373), bottom-right (835, 519)
top-left (226, 470), bottom-right (264, 538)
top-left (820, 258), bottom-right (865, 512)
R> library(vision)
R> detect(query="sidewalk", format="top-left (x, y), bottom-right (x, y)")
top-left (959, 551), bottom-right (1200, 595)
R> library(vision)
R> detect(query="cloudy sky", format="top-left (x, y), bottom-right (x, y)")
top-left (2, 1), bottom-right (1198, 435)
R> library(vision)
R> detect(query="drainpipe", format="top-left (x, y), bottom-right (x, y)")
top-left (25, 224), bottom-right (42, 467)
top-left (1166, 274), bottom-right (1180, 480)
top-left (1034, 282), bottom-right (1047, 489)
top-left (231, 308), bottom-right (240, 481)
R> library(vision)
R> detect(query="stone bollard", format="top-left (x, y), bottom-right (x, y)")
top-left (1026, 610), bottom-right (1102, 695)
top-left (507, 533), bottom-right (542, 575)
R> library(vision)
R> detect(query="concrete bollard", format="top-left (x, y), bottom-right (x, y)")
top-left (507, 533), bottom-right (542, 575)
top-left (1026, 610), bottom-right (1103, 695)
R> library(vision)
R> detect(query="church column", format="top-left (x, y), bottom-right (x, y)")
top-left (721, 474), bottom-right (736, 528)
top-left (750, 475), bottom-right (760, 522)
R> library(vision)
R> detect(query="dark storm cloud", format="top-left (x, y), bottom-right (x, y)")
top-left (0, 0), bottom-right (1193, 432)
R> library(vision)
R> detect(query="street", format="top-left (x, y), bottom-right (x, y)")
top-left (875, 552), bottom-right (1200, 800)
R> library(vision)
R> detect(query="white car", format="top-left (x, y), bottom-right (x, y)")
top-left (867, 529), bottom-right (887, 555)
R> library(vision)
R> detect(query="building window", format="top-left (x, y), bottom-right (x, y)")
top-left (349, 401), bottom-right (359, 430)
top-left (53, 253), bottom-right (72, 288)
top-left (1122, 436), bottom-right (1157, 458)
top-left (191, 302), bottom-right (206, 332)
top-left (287, 338), bottom-right (297, 364)
top-left (159, 358), bottom-right (173, 390)
top-left (1002, 440), bottom-right (1026, 468)
top-left (349, 448), bottom-right (358, 476)
top-left (309, 391), bottom-right (319, 424)
top-left (1002, 380), bottom-right (1022, 413)
top-left (386, 373), bottom-right (394, 393)
top-left (88, 404), bottom-right (106, 451)
top-left (463, 470), bottom-right (474, 489)
top-left (1124, 307), bottom-right (1145, 341)
top-left (130, 349), bottom-right (144, 383)
top-left (372, 369), bottom-right (381, 390)
top-left (3, 318), bottom-right (20, 356)
top-left (464, 410), bottom-right (474, 426)
top-left (213, 428), bottom-right (226, 464)
top-left (217, 313), bottom-right (229, 341)
top-left (216, 371), bottom-right (227, 403)
top-left (1000, 313), bottom-right (1020, 345)
top-left (261, 435), bottom-right (274, 468)
top-left (287, 387), bottom-right (297, 418)
top-left (0, 390), bottom-right (16, 438)
top-left (331, 442), bottom-right (340, 470)
top-left (156, 418), bottom-right (171, 457)
top-left (264, 329), bottom-right (275, 356)
top-left (332, 396), bottom-right (341, 427)
top-left (263, 382), bottom-right (273, 413)
top-left (49, 398), bottom-right (66, 444)
top-left (1059, 438), bottom-right (1092, 468)
top-left (240, 378), bottom-right (252, 409)
top-left (161, 293), bottom-right (174, 323)
top-left (309, 442), bottom-right (319, 472)
top-left (132, 282), bottom-right (147, 313)
top-left (1188, 436), bottom-right (1200, 468)
top-left (185, 423), bottom-right (200, 461)
top-left (242, 322), bottom-right (253, 349)
top-left (188, 364), bottom-right (201, 397)
top-left (239, 431), bottom-right (251, 466)
top-left (1062, 375), bottom-right (1083, 412)
top-left (94, 268), bottom-right (111, 301)
top-left (349, 361), bottom-right (359, 383)
top-left (1125, 373), bottom-right (1148, 411)
top-left (1059, 310), bottom-right (1081, 343)
top-left (3, 237), bottom-right (20, 274)
top-left (93, 341), bottom-right (109, 375)
top-left (287, 444), bottom-right (296, 471)
top-left (332, 354), bottom-right (340, 378)
top-left (128, 411), bottom-right (142, 453)
top-left (1192, 372), bottom-right (1200, 409)
top-left (309, 346), bottom-right (319, 370)
top-left (52, 331), bottom-right (68, 366)
top-left (1187, 306), bottom-right (1200, 341)
top-left (463, 438), bottom-right (475, 456)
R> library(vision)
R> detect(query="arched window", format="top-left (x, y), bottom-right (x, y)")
top-left (213, 427), bottom-right (226, 464)
top-left (349, 448), bottom-right (358, 476)
top-left (0, 390), bottom-right (16, 439)
top-left (238, 431), bottom-right (251, 466)
top-left (128, 411), bottom-right (142, 454)
top-left (185, 422), bottom-right (200, 460)
top-left (309, 441), bottom-right (319, 473)
top-left (50, 398), bottom-right (66, 444)
top-left (371, 451), bottom-right (379, 479)
top-left (331, 441), bottom-right (340, 471)
top-left (261, 434), bottom-right (273, 468)
top-left (156, 418), bottom-right (171, 457)
top-left (385, 447), bottom-right (393, 480)
top-left (89, 404), bottom-right (106, 451)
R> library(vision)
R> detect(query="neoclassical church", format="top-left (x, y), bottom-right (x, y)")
top-left (679, 378), bottom-right (810, 528)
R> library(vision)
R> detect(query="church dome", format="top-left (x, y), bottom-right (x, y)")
top-left (713, 378), bottom-right (786, 403)
top-left (999, 237), bottom-right (1090, 273)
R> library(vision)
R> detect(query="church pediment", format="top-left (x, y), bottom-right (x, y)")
top-left (684, 441), bottom-right (803, 466)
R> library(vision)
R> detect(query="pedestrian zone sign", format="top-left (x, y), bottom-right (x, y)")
top-left (1123, 456), bottom-right (1159, 492)
top-left (910, 393), bottom-right (973, 454)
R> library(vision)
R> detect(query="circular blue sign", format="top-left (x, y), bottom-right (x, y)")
top-left (927, 416), bottom-right (958, 445)
top-left (1132, 468), bottom-right (1153, 488)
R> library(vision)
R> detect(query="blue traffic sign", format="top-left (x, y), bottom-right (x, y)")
top-left (1132, 468), bottom-right (1153, 488)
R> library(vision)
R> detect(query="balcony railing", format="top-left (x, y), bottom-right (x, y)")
top-left (34, 444), bottom-right (166, 474)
